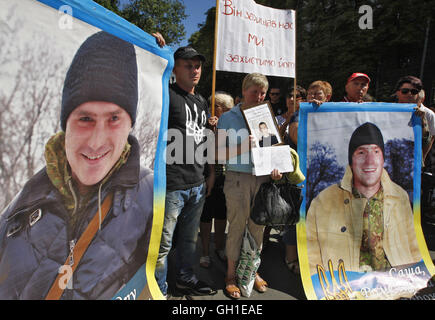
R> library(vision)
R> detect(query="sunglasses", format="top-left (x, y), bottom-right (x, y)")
top-left (400, 88), bottom-right (419, 95)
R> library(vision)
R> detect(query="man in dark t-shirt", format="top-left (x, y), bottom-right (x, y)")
top-left (166, 82), bottom-right (208, 189)
top-left (155, 46), bottom-right (216, 297)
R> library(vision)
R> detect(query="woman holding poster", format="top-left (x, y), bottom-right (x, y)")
top-left (216, 73), bottom-right (280, 299)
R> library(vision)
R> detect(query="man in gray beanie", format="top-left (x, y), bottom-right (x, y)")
top-left (306, 122), bottom-right (421, 277)
top-left (0, 31), bottom-right (156, 300)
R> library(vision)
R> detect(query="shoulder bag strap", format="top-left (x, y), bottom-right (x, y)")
top-left (45, 192), bottom-right (114, 300)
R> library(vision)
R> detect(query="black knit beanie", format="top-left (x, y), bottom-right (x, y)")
top-left (61, 31), bottom-right (138, 131)
top-left (348, 122), bottom-right (385, 165)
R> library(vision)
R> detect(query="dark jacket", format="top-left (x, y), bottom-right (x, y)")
top-left (0, 135), bottom-right (154, 299)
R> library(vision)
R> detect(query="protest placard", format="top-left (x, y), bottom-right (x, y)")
top-left (216, 0), bottom-right (296, 78)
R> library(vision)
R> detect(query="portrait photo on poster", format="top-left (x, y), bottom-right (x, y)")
top-left (241, 101), bottom-right (282, 148)
top-left (298, 103), bottom-right (435, 300)
top-left (0, 0), bottom-right (171, 300)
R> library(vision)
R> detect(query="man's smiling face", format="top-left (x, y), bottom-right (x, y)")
top-left (65, 101), bottom-right (131, 193)
top-left (351, 144), bottom-right (384, 191)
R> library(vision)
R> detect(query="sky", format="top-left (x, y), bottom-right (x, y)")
top-left (180, 0), bottom-right (215, 46)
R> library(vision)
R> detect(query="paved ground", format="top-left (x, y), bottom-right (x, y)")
top-left (166, 228), bottom-right (306, 300)
top-left (165, 227), bottom-right (435, 301)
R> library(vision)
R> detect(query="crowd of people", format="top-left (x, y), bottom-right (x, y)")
top-left (155, 37), bottom-right (435, 300)
top-left (5, 31), bottom-right (429, 300)
top-left (0, 29), bottom-right (433, 300)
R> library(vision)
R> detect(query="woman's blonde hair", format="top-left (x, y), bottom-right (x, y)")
top-left (209, 91), bottom-right (234, 110)
top-left (242, 73), bottom-right (269, 91)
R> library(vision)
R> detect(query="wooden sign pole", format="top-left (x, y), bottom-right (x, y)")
top-left (211, 0), bottom-right (220, 117)
top-left (293, 10), bottom-right (297, 115)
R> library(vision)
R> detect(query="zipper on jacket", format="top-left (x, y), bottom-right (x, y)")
top-left (65, 179), bottom-right (79, 298)
top-left (69, 239), bottom-right (75, 266)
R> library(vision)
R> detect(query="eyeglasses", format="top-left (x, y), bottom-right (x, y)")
top-left (269, 92), bottom-right (280, 96)
top-left (400, 88), bottom-right (419, 95)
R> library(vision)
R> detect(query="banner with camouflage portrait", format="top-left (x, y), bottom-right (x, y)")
top-left (0, 0), bottom-right (171, 300)
top-left (297, 102), bottom-right (435, 300)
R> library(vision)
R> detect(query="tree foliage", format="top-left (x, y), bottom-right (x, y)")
top-left (289, 0), bottom-right (435, 101)
top-left (94, 0), bottom-right (187, 45)
top-left (384, 138), bottom-right (414, 197)
top-left (0, 11), bottom-right (64, 209)
top-left (93, 0), bottom-right (121, 15)
top-left (189, 7), bottom-right (246, 100)
top-left (306, 141), bottom-right (345, 208)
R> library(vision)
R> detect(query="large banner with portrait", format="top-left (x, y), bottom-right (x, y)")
top-left (0, 0), bottom-right (172, 299)
top-left (297, 102), bottom-right (435, 300)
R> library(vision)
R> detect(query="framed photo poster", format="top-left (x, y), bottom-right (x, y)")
top-left (241, 101), bottom-right (283, 148)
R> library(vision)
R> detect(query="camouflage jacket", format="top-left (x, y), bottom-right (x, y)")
top-left (306, 166), bottom-right (421, 276)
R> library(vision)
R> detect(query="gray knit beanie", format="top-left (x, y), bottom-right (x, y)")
top-left (61, 31), bottom-right (138, 131)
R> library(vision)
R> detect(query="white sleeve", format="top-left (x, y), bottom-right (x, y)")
top-left (421, 105), bottom-right (435, 136)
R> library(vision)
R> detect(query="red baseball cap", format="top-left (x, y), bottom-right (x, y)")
top-left (347, 72), bottom-right (371, 84)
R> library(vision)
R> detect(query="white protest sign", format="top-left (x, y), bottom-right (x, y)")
top-left (216, 0), bottom-right (296, 77)
top-left (251, 145), bottom-right (294, 176)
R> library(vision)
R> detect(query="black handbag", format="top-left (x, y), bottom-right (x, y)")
top-left (250, 177), bottom-right (302, 227)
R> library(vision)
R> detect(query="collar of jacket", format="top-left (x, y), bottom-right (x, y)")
top-left (339, 165), bottom-right (399, 198)
top-left (109, 134), bottom-right (140, 188)
top-left (6, 134), bottom-right (141, 222)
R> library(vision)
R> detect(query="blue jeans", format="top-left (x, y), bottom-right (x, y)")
top-left (155, 183), bottom-right (206, 295)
